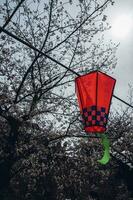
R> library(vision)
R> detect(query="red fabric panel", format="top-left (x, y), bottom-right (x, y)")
top-left (75, 72), bottom-right (97, 110)
top-left (97, 71), bottom-right (116, 113)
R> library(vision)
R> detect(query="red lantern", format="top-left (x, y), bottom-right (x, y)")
top-left (75, 71), bottom-right (116, 133)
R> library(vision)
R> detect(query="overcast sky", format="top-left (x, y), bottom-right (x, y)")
top-left (0, 0), bottom-right (133, 108)
top-left (104, 0), bottom-right (133, 107)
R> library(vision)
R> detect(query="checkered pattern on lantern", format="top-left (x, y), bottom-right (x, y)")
top-left (82, 105), bottom-right (108, 127)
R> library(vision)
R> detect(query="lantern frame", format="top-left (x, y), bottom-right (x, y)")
top-left (75, 70), bottom-right (116, 133)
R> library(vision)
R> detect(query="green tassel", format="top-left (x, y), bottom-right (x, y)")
top-left (98, 134), bottom-right (110, 165)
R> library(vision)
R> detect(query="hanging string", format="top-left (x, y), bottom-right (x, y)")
top-left (0, 0), bottom-right (131, 166)
top-left (113, 94), bottom-right (133, 109)
top-left (0, 26), bottom-right (133, 110)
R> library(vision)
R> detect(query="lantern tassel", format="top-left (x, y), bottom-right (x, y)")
top-left (98, 134), bottom-right (110, 165)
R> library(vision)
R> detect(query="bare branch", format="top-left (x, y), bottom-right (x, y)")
top-left (0, 0), bottom-right (25, 33)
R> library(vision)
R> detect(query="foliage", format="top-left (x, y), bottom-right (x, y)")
top-left (0, 0), bottom-right (132, 199)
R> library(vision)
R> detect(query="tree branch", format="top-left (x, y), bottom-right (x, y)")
top-left (45, 0), bottom-right (110, 53)
top-left (0, 0), bottom-right (25, 33)
top-left (13, 0), bottom-right (54, 103)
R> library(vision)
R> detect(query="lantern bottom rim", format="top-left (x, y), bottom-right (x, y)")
top-left (85, 126), bottom-right (106, 133)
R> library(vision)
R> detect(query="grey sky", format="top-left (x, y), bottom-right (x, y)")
top-left (0, 0), bottom-right (133, 109)
top-left (104, 0), bottom-right (133, 106)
